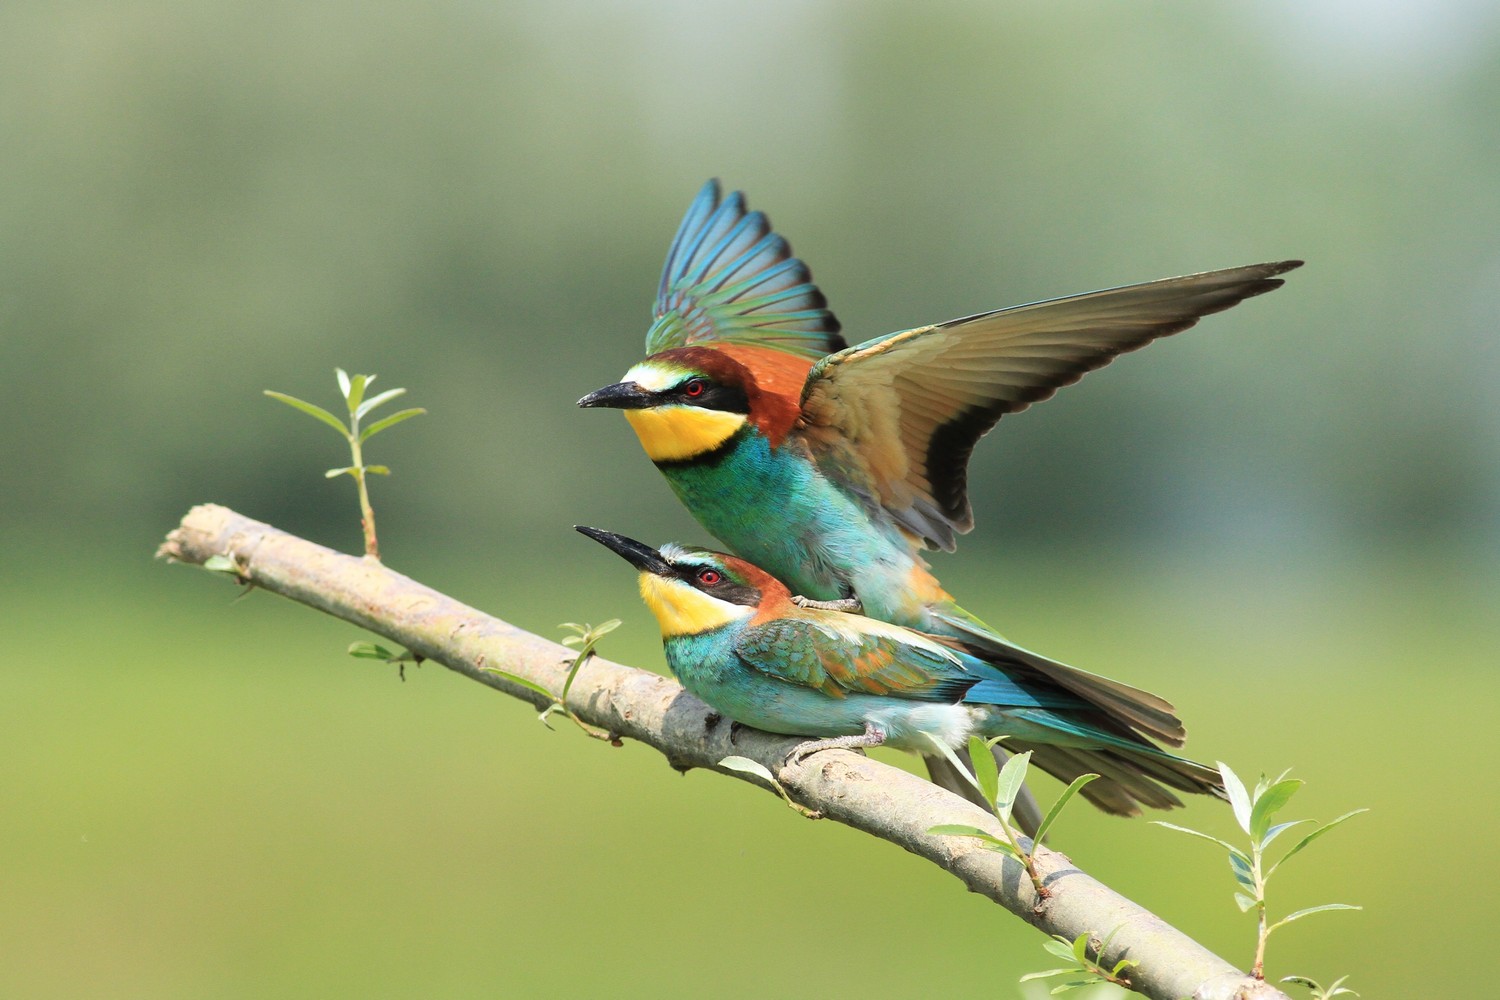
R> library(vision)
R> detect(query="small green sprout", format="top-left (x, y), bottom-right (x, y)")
top-left (718, 755), bottom-right (821, 818)
top-left (347, 641), bottom-right (423, 680)
top-left (265, 368), bottom-right (425, 561)
top-left (202, 553), bottom-right (242, 577)
top-left (1155, 762), bottom-right (1366, 980)
top-left (1281, 973), bottom-right (1359, 999)
top-left (484, 620), bottom-right (622, 742)
top-left (1018, 925), bottom-right (1137, 994)
top-left (925, 736), bottom-right (1097, 903)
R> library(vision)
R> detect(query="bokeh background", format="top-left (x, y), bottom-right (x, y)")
top-left (5, 2), bottom-right (1497, 997)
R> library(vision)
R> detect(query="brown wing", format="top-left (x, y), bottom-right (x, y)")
top-left (799, 261), bottom-right (1302, 550)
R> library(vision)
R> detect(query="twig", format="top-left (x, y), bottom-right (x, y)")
top-left (157, 504), bottom-right (1291, 1000)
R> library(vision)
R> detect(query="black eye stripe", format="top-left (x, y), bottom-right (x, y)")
top-left (675, 563), bottom-right (760, 607)
top-left (669, 378), bottom-right (749, 414)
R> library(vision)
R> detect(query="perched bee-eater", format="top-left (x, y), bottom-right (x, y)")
top-left (579, 180), bottom-right (1299, 648)
top-left (577, 526), bottom-right (1223, 816)
top-left (578, 180), bottom-right (1295, 823)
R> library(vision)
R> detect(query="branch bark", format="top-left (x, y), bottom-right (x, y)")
top-left (158, 504), bottom-right (1290, 1000)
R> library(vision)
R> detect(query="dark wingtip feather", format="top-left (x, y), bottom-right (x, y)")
top-left (649, 180), bottom-right (844, 358)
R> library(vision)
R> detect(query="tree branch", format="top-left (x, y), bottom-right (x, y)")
top-left (158, 504), bottom-right (1290, 1000)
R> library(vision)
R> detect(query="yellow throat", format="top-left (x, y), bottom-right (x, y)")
top-left (639, 573), bottom-right (751, 636)
top-left (624, 406), bottom-right (746, 463)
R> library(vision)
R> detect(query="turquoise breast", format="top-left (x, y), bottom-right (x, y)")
top-left (654, 430), bottom-right (926, 623)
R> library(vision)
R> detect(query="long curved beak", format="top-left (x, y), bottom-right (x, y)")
top-left (577, 381), bottom-right (655, 409)
top-left (575, 526), bottom-right (675, 576)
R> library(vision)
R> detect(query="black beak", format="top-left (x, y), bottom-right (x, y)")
top-left (575, 526), bottom-right (675, 576)
top-left (577, 381), bottom-right (655, 410)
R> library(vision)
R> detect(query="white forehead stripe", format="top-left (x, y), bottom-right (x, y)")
top-left (625, 361), bottom-right (684, 393)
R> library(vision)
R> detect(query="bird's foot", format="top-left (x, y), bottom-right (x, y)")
top-left (784, 723), bottom-right (886, 767)
top-left (790, 594), bottom-right (863, 614)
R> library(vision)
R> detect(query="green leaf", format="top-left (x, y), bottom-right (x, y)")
top-left (1268, 809), bottom-right (1368, 877)
top-left (360, 407), bottom-right (426, 442)
top-left (336, 368), bottom-right (351, 399)
top-left (1322, 975), bottom-right (1359, 997)
top-left (1220, 761), bottom-right (1252, 835)
top-left (1249, 777), bottom-right (1303, 841)
top-left (1018, 969), bottom-right (1078, 983)
top-left (969, 735), bottom-right (999, 808)
top-left (344, 372), bottom-right (370, 415)
top-left (718, 755), bottom-right (810, 815)
top-left (1234, 891), bottom-right (1257, 912)
top-left (1324, 974), bottom-right (1357, 995)
top-left (483, 667), bottom-right (558, 704)
top-left (1033, 773), bottom-right (1099, 846)
top-left (719, 755), bottom-right (777, 785)
top-left (1040, 935), bottom-right (1076, 962)
top-left (264, 390), bottom-right (350, 438)
top-left (324, 466), bottom-right (356, 478)
top-left (355, 386), bottom-right (407, 420)
top-left (364, 465), bottom-right (390, 476)
top-left (562, 651), bottom-right (591, 703)
top-left (923, 735), bottom-right (983, 797)
top-left (589, 618), bottom-right (623, 638)
top-left (1153, 821), bottom-right (1249, 860)
top-left (1069, 931), bottom-right (1090, 965)
top-left (1260, 818), bottom-right (1311, 852)
top-left (1095, 923), bottom-right (1127, 965)
top-left (1254, 768), bottom-right (1291, 802)
top-left (1268, 903), bottom-right (1361, 935)
top-left (203, 554), bottom-right (239, 574)
top-left (927, 823), bottom-right (1000, 841)
top-left (993, 749), bottom-right (1033, 821)
top-left (347, 641), bottom-right (396, 660)
top-left (926, 824), bottom-right (1018, 858)
top-left (1228, 851), bottom-right (1256, 890)
top-left (1049, 978), bottom-right (1103, 994)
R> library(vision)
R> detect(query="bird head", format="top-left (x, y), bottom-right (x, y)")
top-left (576, 347), bottom-right (754, 463)
top-left (576, 526), bottom-right (781, 636)
top-left (577, 346), bottom-right (804, 461)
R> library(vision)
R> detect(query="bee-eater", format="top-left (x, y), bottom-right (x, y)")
top-left (577, 526), bottom-right (1223, 816)
top-left (578, 180), bottom-right (1295, 824)
top-left (578, 180), bottom-right (1300, 649)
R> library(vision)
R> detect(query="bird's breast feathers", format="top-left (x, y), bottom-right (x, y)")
top-left (624, 406), bottom-right (748, 463)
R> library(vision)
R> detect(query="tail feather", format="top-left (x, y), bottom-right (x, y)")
top-left (926, 602), bottom-right (1222, 820)
top-left (931, 604), bottom-right (1187, 746)
top-left (1008, 740), bottom-right (1224, 817)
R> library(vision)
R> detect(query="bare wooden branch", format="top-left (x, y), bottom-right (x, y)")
top-left (158, 504), bottom-right (1291, 1000)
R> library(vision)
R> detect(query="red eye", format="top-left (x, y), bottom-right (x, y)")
top-left (684, 379), bottom-right (706, 398)
top-left (697, 569), bottom-right (721, 586)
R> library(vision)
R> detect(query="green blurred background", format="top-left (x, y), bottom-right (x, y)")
top-left (4, 2), bottom-right (1497, 996)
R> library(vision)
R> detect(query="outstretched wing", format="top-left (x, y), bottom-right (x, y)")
top-left (799, 261), bottom-right (1302, 550)
top-left (646, 179), bottom-right (845, 359)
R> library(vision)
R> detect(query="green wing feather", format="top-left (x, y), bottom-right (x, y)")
top-left (646, 180), bottom-right (845, 359)
top-left (733, 618), bottom-right (966, 701)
